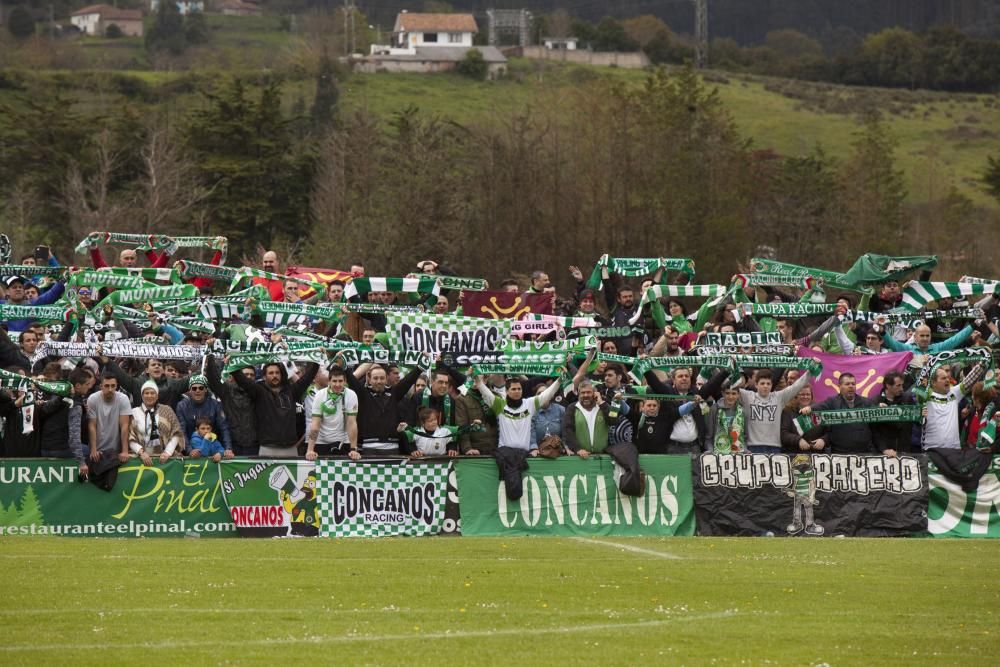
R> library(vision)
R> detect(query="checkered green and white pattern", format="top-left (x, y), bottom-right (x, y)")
top-left (385, 311), bottom-right (512, 352)
top-left (317, 461), bottom-right (450, 538)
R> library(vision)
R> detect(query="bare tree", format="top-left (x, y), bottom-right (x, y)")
top-left (133, 124), bottom-right (215, 235)
top-left (61, 129), bottom-right (129, 240)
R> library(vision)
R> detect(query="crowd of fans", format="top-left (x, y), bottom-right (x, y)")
top-left (0, 236), bottom-right (997, 497)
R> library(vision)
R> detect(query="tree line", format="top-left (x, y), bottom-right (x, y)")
top-left (1, 66), bottom-right (998, 287)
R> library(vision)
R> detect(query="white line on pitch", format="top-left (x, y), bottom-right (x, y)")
top-left (0, 612), bottom-right (740, 652)
top-left (571, 537), bottom-right (683, 560)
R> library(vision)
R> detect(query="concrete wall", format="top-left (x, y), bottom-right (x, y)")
top-left (518, 46), bottom-right (649, 69)
top-left (355, 59), bottom-right (506, 79)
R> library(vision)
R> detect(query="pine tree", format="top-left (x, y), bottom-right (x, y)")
top-left (14, 487), bottom-right (45, 527)
top-left (310, 52), bottom-right (340, 130)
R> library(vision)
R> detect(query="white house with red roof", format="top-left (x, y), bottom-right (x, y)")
top-left (71, 4), bottom-right (144, 36)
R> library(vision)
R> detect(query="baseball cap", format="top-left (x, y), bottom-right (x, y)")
top-left (3, 276), bottom-right (25, 287)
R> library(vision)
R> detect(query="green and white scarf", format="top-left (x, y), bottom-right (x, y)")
top-left (793, 405), bottom-right (922, 436)
top-left (417, 275), bottom-right (489, 291)
top-left (471, 363), bottom-right (565, 377)
top-left (0, 304), bottom-right (72, 322)
top-left (630, 355), bottom-right (736, 379)
top-left (749, 258), bottom-right (861, 292)
top-left (898, 281), bottom-right (990, 313)
top-left (253, 301), bottom-right (340, 326)
top-left (736, 302), bottom-right (838, 320)
top-left (94, 283), bottom-right (198, 309)
top-left (68, 270), bottom-right (147, 290)
top-left (175, 260), bottom-right (237, 282)
top-left (630, 284), bottom-right (726, 325)
top-left (714, 402), bottom-right (746, 453)
top-left (912, 347), bottom-right (996, 400)
top-left (341, 302), bottom-right (424, 315)
top-left (385, 311), bottom-right (512, 353)
top-left (733, 273), bottom-right (818, 290)
top-left (112, 267), bottom-right (180, 283)
top-left (0, 368), bottom-right (71, 397)
top-left (587, 255), bottom-right (696, 289)
top-left (0, 264), bottom-right (67, 278)
top-left (222, 348), bottom-right (329, 375)
top-left (503, 336), bottom-right (597, 354)
top-left (343, 276), bottom-right (441, 306)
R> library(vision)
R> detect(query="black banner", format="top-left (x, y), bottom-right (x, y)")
top-left (694, 453), bottom-right (928, 537)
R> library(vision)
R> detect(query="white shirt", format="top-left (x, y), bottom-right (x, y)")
top-left (922, 385), bottom-right (963, 449)
top-left (310, 387), bottom-right (359, 444)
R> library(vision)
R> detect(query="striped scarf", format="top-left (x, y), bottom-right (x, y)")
top-left (417, 275), bottom-right (489, 291)
top-left (343, 276), bottom-right (441, 306)
top-left (587, 255), bottom-right (696, 289)
top-left (630, 284), bottom-right (726, 324)
top-left (898, 281), bottom-right (990, 313)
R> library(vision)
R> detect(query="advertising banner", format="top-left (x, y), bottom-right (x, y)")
top-left (218, 460), bottom-right (318, 537)
top-left (928, 457), bottom-right (1000, 538)
top-left (0, 459), bottom-right (234, 537)
top-left (317, 461), bottom-right (451, 537)
top-left (455, 456), bottom-right (695, 537)
top-left (694, 453), bottom-right (928, 537)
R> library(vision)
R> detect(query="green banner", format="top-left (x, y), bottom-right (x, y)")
top-left (927, 457), bottom-right (1000, 538)
top-left (218, 459), bottom-right (319, 537)
top-left (0, 459), bottom-right (234, 537)
top-left (455, 456), bottom-right (694, 537)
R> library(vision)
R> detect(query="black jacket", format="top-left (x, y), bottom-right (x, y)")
top-left (642, 369), bottom-right (729, 446)
top-left (872, 390), bottom-right (916, 454)
top-left (231, 362), bottom-right (318, 448)
top-left (814, 394), bottom-right (875, 454)
top-left (36, 393), bottom-right (71, 454)
top-left (206, 354), bottom-right (256, 450)
top-left (346, 366), bottom-right (421, 446)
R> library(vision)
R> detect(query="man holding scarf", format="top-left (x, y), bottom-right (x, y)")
top-left (802, 373), bottom-right (875, 454)
top-left (306, 367), bottom-right (360, 460)
top-left (346, 361), bottom-right (422, 456)
top-left (230, 360), bottom-right (318, 458)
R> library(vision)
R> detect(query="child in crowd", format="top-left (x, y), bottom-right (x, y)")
top-left (189, 417), bottom-right (226, 462)
top-left (398, 407), bottom-right (481, 458)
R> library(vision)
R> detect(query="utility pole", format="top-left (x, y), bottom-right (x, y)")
top-left (694, 0), bottom-right (708, 69)
top-left (342, 0), bottom-right (356, 56)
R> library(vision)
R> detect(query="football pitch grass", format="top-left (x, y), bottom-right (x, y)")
top-left (1, 537), bottom-right (996, 665)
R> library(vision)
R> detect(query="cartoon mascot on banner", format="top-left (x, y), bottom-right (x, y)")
top-left (269, 466), bottom-right (320, 537)
top-left (786, 454), bottom-right (824, 536)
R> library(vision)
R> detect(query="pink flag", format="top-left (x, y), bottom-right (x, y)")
top-left (796, 348), bottom-right (913, 402)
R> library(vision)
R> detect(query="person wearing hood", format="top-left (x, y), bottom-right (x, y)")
top-left (230, 359), bottom-right (318, 458)
top-left (128, 380), bottom-right (185, 466)
top-left (175, 374), bottom-right (233, 458)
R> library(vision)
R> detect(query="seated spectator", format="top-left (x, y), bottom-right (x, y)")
top-left (189, 418), bottom-right (226, 462)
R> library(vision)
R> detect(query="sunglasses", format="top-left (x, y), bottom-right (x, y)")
top-left (190, 386), bottom-right (206, 391)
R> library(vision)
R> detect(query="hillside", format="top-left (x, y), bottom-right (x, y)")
top-left (3, 11), bottom-right (995, 210)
